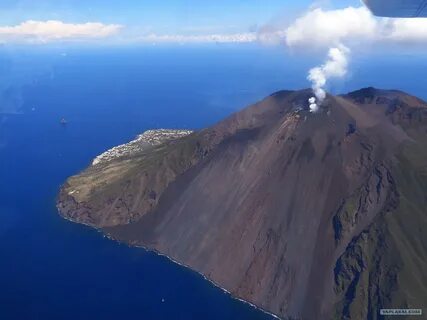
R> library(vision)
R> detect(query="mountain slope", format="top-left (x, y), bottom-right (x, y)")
top-left (57, 88), bottom-right (427, 319)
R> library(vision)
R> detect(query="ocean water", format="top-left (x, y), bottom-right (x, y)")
top-left (0, 44), bottom-right (426, 319)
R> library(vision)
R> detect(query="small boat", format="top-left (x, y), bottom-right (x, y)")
top-left (60, 118), bottom-right (68, 125)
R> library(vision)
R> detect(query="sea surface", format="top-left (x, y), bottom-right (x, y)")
top-left (0, 44), bottom-right (426, 319)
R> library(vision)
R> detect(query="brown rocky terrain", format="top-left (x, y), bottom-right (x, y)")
top-left (57, 88), bottom-right (427, 319)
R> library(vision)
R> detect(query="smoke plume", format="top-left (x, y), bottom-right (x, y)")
top-left (307, 44), bottom-right (350, 112)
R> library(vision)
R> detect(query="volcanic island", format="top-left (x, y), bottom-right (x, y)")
top-left (58, 88), bottom-right (427, 320)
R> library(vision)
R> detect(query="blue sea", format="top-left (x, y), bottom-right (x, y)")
top-left (0, 44), bottom-right (426, 319)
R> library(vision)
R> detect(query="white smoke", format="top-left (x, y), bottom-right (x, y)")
top-left (308, 96), bottom-right (318, 113)
top-left (307, 44), bottom-right (350, 111)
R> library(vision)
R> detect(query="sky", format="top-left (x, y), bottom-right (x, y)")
top-left (0, 0), bottom-right (426, 58)
top-left (0, 0), bottom-right (360, 41)
top-left (0, 0), bottom-right (426, 115)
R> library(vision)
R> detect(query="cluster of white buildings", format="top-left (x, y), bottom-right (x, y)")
top-left (92, 129), bottom-right (193, 166)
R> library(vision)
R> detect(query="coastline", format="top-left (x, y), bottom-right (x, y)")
top-left (58, 211), bottom-right (282, 319)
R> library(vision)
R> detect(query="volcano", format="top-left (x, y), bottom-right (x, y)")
top-left (58, 88), bottom-right (427, 319)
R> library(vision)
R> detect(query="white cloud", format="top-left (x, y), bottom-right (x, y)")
top-left (138, 32), bottom-right (257, 44)
top-left (285, 7), bottom-right (377, 48)
top-left (387, 18), bottom-right (427, 43)
top-left (6, 7), bottom-right (421, 46)
top-left (139, 6), bottom-right (427, 47)
top-left (282, 6), bottom-right (427, 49)
top-left (0, 20), bottom-right (122, 43)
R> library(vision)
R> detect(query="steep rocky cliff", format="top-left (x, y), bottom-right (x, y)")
top-left (58, 88), bottom-right (427, 319)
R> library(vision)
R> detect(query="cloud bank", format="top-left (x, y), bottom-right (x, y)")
top-left (0, 20), bottom-right (122, 43)
top-left (283, 6), bottom-right (427, 48)
top-left (138, 33), bottom-right (257, 43)
top-left (1, 7), bottom-right (426, 46)
top-left (284, 7), bottom-right (377, 48)
top-left (135, 6), bottom-right (427, 46)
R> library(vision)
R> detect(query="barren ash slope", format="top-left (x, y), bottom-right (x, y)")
top-left (58, 88), bottom-right (427, 320)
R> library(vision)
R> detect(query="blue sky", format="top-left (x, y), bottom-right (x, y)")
top-left (0, 0), bottom-right (360, 35)
top-left (1, 0), bottom-right (426, 49)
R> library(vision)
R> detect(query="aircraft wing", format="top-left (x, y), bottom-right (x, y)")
top-left (362, 0), bottom-right (427, 17)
